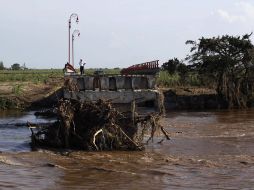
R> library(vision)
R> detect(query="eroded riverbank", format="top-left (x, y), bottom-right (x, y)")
top-left (0, 80), bottom-right (253, 111)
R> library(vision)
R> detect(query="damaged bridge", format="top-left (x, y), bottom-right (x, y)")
top-left (64, 61), bottom-right (163, 110)
top-left (64, 75), bottom-right (160, 106)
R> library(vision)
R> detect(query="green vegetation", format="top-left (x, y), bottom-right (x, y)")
top-left (162, 34), bottom-right (254, 108)
top-left (84, 68), bottom-right (121, 75)
top-left (0, 69), bottom-right (63, 83)
top-left (186, 34), bottom-right (254, 108)
top-left (12, 84), bottom-right (23, 95)
top-left (159, 58), bottom-right (201, 87)
top-left (11, 63), bottom-right (21, 70)
top-left (0, 97), bottom-right (18, 109)
top-left (0, 68), bottom-right (121, 83)
top-left (157, 71), bottom-right (200, 87)
top-left (0, 61), bottom-right (4, 70)
top-left (156, 71), bottom-right (180, 87)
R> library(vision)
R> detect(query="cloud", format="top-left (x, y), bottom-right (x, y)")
top-left (217, 9), bottom-right (246, 23)
top-left (216, 1), bottom-right (254, 23)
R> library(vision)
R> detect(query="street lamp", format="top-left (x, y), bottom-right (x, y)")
top-left (68, 13), bottom-right (79, 66)
top-left (72, 30), bottom-right (80, 67)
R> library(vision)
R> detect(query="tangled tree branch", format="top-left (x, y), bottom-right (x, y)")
top-left (28, 99), bottom-right (170, 151)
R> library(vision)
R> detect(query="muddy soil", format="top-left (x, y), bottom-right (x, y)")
top-left (0, 78), bottom-right (63, 109)
top-left (162, 87), bottom-right (227, 110)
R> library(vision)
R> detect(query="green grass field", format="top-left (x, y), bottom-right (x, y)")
top-left (0, 69), bottom-right (63, 83)
top-left (0, 68), bottom-right (201, 87)
top-left (0, 68), bottom-right (121, 83)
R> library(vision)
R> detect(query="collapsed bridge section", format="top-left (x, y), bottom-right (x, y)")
top-left (63, 74), bottom-right (163, 111)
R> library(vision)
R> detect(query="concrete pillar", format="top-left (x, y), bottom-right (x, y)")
top-left (140, 77), bottom-right (148, 89)
top-left (115, 76), bottom-right (125, 90)
top-left (100, 77), bottom-right (109, 90)
top-left (93, 77), bottom-right (101, 91)
top-left (147, 75), bottom-right (156, 89)
top-left (84, 76), bottom-right (94, 90)
top-left (109, 77), bottom-right (117, 91)
top-left (132, 76), bottom-right (142, 90)
top-left (124, 76), bottom-right (132, 90)
top-left (76, 77), bottom-right (85, 91)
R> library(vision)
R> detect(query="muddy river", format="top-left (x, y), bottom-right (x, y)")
top-left (0, 109), bottom-right (253, 189)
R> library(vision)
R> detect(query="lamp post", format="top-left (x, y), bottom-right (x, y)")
top-left (68, 13), bottom-right (79, 66)
top-left (72, 30), bottom-right (80, 67)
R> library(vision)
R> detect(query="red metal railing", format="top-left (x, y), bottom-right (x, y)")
top-left (121, 60), bottom-right (159, 75)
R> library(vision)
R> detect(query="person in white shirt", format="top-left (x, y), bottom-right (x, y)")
top-left (79, 59), bottom-right (86, 75)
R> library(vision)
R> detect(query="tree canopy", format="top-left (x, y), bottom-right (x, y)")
top-left (161, 58), bottom-right (190, 85)
top-left (162, 58), bottom-right (180, 75)
top-left (0, 61), bottom-right (4, 70)
top-left (186, 34), bottom-right (254, 108)
top-left (11, 63), bottom-right (21, 70)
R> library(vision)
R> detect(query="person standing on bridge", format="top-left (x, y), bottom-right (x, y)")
top-left (79, 59), bottom-right (86, 75)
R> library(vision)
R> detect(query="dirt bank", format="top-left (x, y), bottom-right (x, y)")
top-left (0, 80), bottom-right (252, 111)
top-left (0, 77), bottom-right (64, 110)
top-left (162, 87), bottom-right (227, 110)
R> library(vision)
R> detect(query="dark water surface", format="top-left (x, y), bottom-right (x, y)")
top-left (0, 109), bottom-right (254, 189)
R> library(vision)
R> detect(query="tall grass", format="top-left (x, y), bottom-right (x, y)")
top-left (157, 71), bottom-right (201, 87)
top-left (157, 71), bottom-right (180, 87)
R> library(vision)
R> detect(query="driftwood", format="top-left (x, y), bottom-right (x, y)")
top-left (28, 99), bottom-right (170, 151)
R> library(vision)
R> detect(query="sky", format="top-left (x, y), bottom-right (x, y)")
top-left (1, 0), bottom-right (254, 69)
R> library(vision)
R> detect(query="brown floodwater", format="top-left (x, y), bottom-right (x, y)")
top-left (0, 109), bottom-right (254, 189)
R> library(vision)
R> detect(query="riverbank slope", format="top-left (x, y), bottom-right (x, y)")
top-left (0, 78), bottom-right (63, 109)
top-left (0, 80), bottom-right (253, 110)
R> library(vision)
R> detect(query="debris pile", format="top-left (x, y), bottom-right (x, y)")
top-left (29, 99), bottom-right (170, 151)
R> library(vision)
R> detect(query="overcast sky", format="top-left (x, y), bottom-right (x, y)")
top-left (1, 0), bottom-right (254, 69)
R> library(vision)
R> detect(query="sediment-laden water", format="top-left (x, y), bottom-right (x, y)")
top-left (0, 109), bottom-right (254, 189)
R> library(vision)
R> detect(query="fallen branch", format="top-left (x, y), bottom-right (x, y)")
top-left (29, 99), bottom-right (170, 151)
top-left (93, 129), bottom-right (103, 150)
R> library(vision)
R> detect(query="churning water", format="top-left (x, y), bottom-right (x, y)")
top-left (0, 109), bottom-right (254, 189)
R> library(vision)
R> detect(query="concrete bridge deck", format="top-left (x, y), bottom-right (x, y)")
top-left (63, 74), bottom-right (161, 108)
top-left (69, 74), bottom-right (157, 91)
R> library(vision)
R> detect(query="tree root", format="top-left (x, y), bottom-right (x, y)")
top-left (28, 99), bottom-right (170, 151)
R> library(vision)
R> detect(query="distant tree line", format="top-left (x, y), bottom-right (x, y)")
top-left (162, 34), bottom-right (254, 108)
top-left (0, 62), bottom-right (27, 70)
